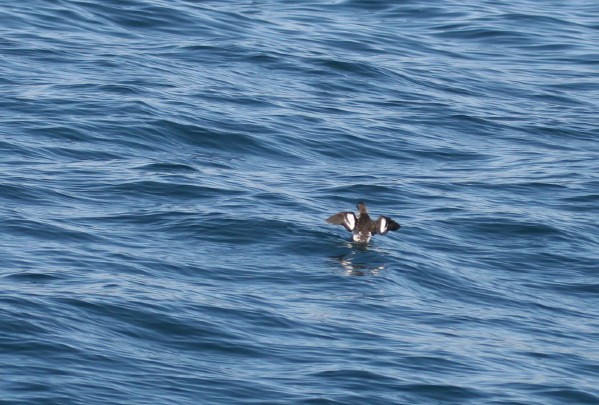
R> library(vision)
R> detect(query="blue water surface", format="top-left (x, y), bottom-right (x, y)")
top-left (1, 1), bottom-right (599, 404)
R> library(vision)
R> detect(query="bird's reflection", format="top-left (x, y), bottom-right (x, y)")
top-left (330, 242), bottom-right (387, 276)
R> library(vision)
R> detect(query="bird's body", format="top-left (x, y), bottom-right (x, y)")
top-left (326, 202), bottom-right (400, 242)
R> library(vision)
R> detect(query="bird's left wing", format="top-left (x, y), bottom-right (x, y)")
top-left (325, 212), bottom-right (357, 232)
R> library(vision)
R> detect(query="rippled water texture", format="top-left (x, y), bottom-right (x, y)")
top-left (1, 1), bottom-right (599, 404)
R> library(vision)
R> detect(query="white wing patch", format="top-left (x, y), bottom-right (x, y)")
top-left (344, 213), bottom-right (356, 231)
top-left (378, 217), bottom-right (387, 234)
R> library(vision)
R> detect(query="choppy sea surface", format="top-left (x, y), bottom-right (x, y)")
top-left (2, 1), bottom-right (599, 404)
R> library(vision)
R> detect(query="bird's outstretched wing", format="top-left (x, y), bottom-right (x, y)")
top-left (326, 212), bottom-right (357, 232)
top-left (375, 216), bottom-right (400, 235)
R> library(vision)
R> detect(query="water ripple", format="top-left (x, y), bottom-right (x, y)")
top-left (1, 0), bottom-right (599, 404)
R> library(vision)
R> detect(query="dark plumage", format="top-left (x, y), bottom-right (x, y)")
top-left (326, 202), bottom-right (400, 242)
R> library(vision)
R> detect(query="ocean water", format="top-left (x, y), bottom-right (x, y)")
top-left (1, 0), bottom-right (599, 404)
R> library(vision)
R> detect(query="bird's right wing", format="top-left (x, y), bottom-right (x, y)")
top-left (375, 216), bottom-right (400, 235)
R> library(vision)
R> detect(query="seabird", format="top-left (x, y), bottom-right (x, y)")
top-left (326, 202), bottom-right (400, 243)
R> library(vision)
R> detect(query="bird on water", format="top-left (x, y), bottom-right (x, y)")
top-left (326, 202), bottom-right (400, 243)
